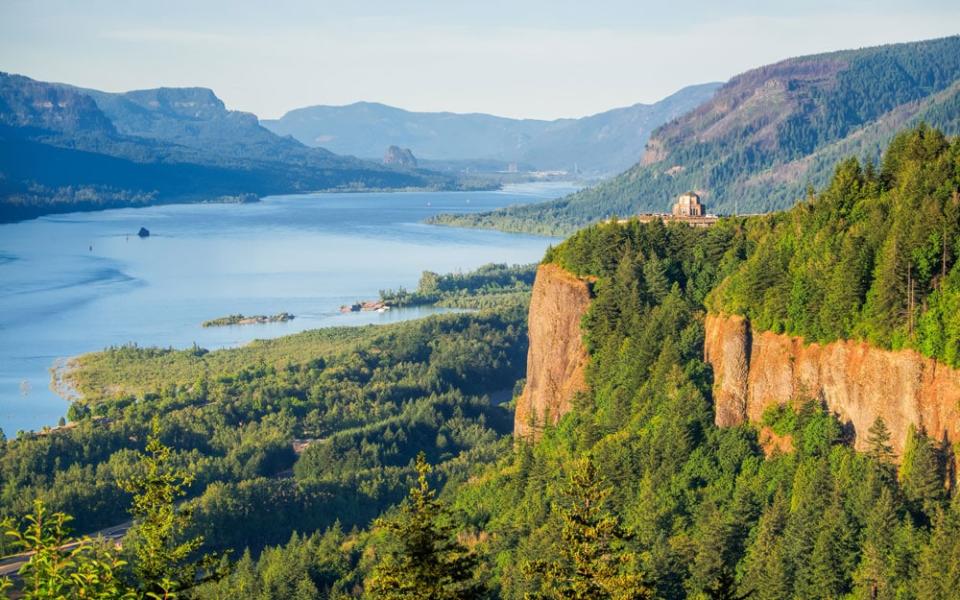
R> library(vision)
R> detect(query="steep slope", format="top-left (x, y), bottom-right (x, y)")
top-left (517, 125), bottom-right (960, 453)
top-left (484, 131), bottom-right (960, 593)
top-left (438, 35), bottom-right (960, 235)
top-left (705, 313), bottom-right (960, 455)
top-left (262, 83), bottom-right (721, 174)
top-left (78, 85), bottom-right (353, 166)
top-left (514, 263), bottom-right (592, 439)
top-left (519, 83), bottom-right (721, 175)
top-left (0, 73), bottom-right (449, 222)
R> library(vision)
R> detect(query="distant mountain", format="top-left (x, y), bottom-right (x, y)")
top-left (0, 74), bottom-right (453, 222)
top-left (264, 102), bottom-right (551, 162)
top-left (261, 83), bottom-right (721, 175)
top-left (516, 83), bottom-right (722, 175)
top-left (433, 36), bottom-right (960, 235)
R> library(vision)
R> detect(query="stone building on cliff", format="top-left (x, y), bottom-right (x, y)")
top-left (672, 191), bottom-right (705, 217)
top-left (633, 191), bottom-right (717, 227)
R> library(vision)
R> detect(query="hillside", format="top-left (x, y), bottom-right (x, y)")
top-left (5, 128), bottom-right (960, 597)
top-left (0, 73), bottom-right (456, 222)
top-left (433, 35), bottom-right (960, 235)
top-left (261, 83), bottom-right (721, 175)
top-left (489, 126), bottom-right (960, 598)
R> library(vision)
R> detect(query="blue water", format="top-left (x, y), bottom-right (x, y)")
top-left (0, 182), bottom-right (573, 434)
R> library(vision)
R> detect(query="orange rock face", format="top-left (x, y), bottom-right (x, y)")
top-left (705, 313), bottom-right (960, 455)
top-left (514, 263), bottom-right (592, 440)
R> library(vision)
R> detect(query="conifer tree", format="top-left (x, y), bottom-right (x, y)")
top-left (866, 417), bottom-right (895, 464)
top-left (120, 418), bottom-right (224, 597)
top-left (805, 489), bottom-right (857, 599)
top-left (898, 424), bottom-right (945, 519)
top-left (524, 459), bottom-right (651, 600)
top-left (366, 452), bottom-right (483, 599)
top-left (854, 488), bottom-right (899, 600)
top-left (915, 497), bottom-right (960, 599)
top-left (740, 491), bottom-right (790, 600)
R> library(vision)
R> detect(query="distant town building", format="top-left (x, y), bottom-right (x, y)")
top-left (672, 192), bottom-right (704, 217)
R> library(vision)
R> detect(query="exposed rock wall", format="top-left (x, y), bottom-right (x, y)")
top-left (705, 313), bottom-right (960, 455)
top-left (514, 264), bottom-right (592, 440)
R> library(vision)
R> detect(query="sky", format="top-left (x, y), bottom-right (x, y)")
top-left (1, 1), bottom-right (959, 120)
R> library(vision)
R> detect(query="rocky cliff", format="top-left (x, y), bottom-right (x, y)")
top-left (383, 145), bottom-right (418, 168)
top-left (705, 313), bottom-right (960, 455)
top-left (514, 263), bottom-right (592, 440)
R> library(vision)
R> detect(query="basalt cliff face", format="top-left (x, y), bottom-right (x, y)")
top-left (705, 313), bottom-right (960, 455)
top-left (514, 264), bottom-right (592, 440)
top-left (515, 269), bottom-right (960, 452)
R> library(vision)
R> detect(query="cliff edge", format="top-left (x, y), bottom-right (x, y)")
top-left (705, 313), bottom-right (960, 455)
top-left (514, 263), bottom-right (592, 440)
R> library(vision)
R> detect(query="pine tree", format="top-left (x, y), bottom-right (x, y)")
top-left (866, 416), bottom-right (898, 490)
top-left (806, 490), bottom-right (857, 599)
top-left (120, 418), bottom-right (224, 597)
top-left (524, 459), bottom-right (651, 600)
top-left (366, 452), bottom-right (483, 599)
top-left (916, 497), bottom-right (960, 599)
top-left (898, 424), bottom-right (945, 519)
top-left (854, 488), bottom-right (899, 600)
top-left (866, 417), bottom-right (895, 464)
top-left (703, 569), bottom-right (751, 600)
top-left (642, 254), bottom-right (671, 303)
top-left (740, 491), bottom-right (790, 600)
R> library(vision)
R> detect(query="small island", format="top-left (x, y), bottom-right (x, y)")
top-left (340, 300), bottom-right (391, 313)
top-left (137, 227), bottom-right (150, 238)
top-left (202, 312), bottom-right (295, 327)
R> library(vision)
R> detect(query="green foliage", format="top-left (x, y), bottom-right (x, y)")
top-left (380, 263), bottom-right (537, 309)
top-left (866, 417), bottom-right (895, 465)
top-left (120, 419), bottom-right (224, 597)
top-left (193, 526), bottom-right (361, 600)
top-left (712, 125), bottom-right (960, 365)
top-left (444, 165), bottom-right (956, 599)
top-left (1, 500), bottom-right (135, 599)
top-left (898, 425), bottom-right (947, 521)
top-left (430, 37), bottom-right (960, 235)
top-left (366, 452), bottom-right (483, 599)
top-left (523, 460), bottom-right (652, 599)
top-left (0, 302), bottom-right (524, 549)
top-left (7, 130), bottom-right (960, 599)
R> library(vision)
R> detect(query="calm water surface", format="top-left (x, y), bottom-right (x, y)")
top-left (0, 182), bottom-right (573, 433)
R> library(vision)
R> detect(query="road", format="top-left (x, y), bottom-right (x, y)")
top-left (0, 520), bottom-right (132, 578)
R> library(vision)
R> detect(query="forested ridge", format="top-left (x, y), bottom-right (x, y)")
top-left (4, 131), bottom-right (960, 598)
top-left (0, 73), bottom-right (467, 223)
top-left (431, 36), bottom-right (960, 236)
top-left (711, 124), bottom-right (960, 366)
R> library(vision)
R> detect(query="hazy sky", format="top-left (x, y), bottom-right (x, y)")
top-left (2, 1), bottom-right (958, 120)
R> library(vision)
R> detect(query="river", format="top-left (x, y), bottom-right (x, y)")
top-left (0, 182), bottom-right (573, 434)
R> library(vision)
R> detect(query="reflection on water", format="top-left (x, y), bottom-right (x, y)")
top-left (0, 183), bottom-right (573, 433)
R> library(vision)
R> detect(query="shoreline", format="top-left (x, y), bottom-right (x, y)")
top-left (45, 305), bottom-right (477, 429)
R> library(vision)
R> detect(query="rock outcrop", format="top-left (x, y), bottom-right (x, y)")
top-left (383, 145), bottom-right (418, 168)
top-left (705, 313), bottom-right (960, 455)
top-left (514, 264), bottom-right (592, 440)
